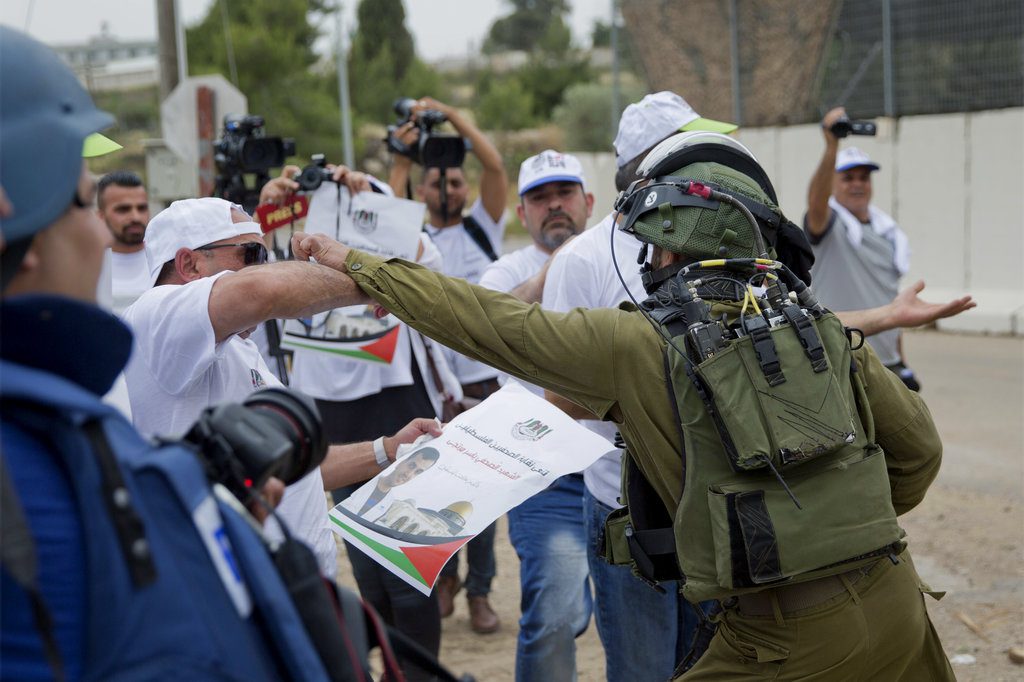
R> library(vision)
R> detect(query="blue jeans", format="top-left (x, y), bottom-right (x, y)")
top-left (584, 487), bottom-right (708, 682)
top-left (439, 520), bottom-right (497, 596)
top-left (507, 474), bottom-right (591, 682)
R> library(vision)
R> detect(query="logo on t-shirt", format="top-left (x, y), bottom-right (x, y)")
top-left (250, 368), bottom-right (266, 388)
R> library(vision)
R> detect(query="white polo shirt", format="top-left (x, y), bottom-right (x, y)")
top-left (122, 270), bottom-right (337, 576)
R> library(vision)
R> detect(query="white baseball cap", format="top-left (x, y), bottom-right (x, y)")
top-left (613, 91), bottom-right (738, 168)
top-left (835, 147), bottom-right (880, 172)
top-left (145, 197), bottom-right (262, 283)
top-left (517, 149), bottom-right (587, 196)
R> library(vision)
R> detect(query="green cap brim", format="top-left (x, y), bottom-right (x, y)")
top-left (82, 132), bottom-right (122, 158)
top-left (681, 117), bottom-right (739, 135)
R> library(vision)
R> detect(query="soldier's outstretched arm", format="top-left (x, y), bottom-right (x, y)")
top-left (291, 231), bottom-right (621, 417)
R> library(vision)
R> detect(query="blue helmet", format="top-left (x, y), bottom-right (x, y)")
top-left (0, 26), bottom-right (114, 245)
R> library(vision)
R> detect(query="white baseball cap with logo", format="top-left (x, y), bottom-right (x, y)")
top-left (144, 197), bottom-right (262, 283)
top-left (613, 91), bottom-right (738, 168)
top-left (517, 149), bottom-right (587, 196)
top-left (835, 147), bottom-right (880, 172)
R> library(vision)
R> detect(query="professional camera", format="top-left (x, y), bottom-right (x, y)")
top-left (214, 114), bottom-right (296, 214)
top-left (386, 97), bottom-right (466, 169)
top-left (181, 387), bottom-right (327, 503)
top-left (294, 154), bottom-right (335, 192)
top-left (830, 115), bottom-right (877, 138)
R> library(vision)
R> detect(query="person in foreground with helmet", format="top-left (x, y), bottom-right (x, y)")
top-left (0, 26), bottom-right (331, 680)
top-left (285, 129), bottom-right (955, 679)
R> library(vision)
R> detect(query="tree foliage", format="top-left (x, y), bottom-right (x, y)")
top-left (186, 0), bottom-right (340, 161)
top-left (484, 0), bottom-right (572, 54)
top-left (553, 81), bottom-right (646, 151)
top-left (347, 0), bottom-right (445, 125)
top-left (477, 75), bottom-right (536, 130)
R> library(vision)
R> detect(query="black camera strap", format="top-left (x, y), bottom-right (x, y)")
top-left (461, 215), bottom-right (498, 262)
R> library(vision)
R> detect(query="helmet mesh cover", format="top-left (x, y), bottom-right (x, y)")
top-left (632, 162), bottom-right (774, 260)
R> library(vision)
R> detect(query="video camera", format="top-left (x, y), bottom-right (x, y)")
top-left (214, 114), bottom-right (296, 214)
top-left (180, 387), bottom-right (326, 504)
top-left (386, 97), bottom-right (466, 169)
top-left (829, 115), bottom-right (877, 138)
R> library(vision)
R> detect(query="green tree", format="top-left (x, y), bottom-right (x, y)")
top-left (347, 0), bottom-right (445, 124)
top-left (477, 76), bottom-right (536, 130)
top-left (484, 0), bottom-right (572, 54)
top-left (553, 81), bottom-right (646, 151)
top-left (186, 0), bottom-right (340, 161)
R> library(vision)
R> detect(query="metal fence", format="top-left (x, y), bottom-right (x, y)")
top-left (622, 0), bottom-right (1024, 126)
top-left (817, 0), bottom-right (1023, 120)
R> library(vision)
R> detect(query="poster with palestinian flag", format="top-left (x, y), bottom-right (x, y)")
top-left (280, 184), bottom-right (425, 363)
top-left (329, 381), bottom-right (615, 595)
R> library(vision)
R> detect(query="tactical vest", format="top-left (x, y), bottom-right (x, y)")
top-left (602, 274), bottom-right (906, 603)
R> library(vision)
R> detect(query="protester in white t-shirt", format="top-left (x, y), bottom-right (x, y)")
top-left (97, 171), bottom-right (152, 314)
top-left (122, 195), bottom-right (441, 576)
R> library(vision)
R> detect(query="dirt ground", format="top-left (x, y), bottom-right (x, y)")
top-left (337, 329), bottom-right (1024, 681)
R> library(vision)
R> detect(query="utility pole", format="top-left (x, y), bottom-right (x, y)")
top-left (611, 0), bottom-right (621, 139)
top-left (336, 2), bottom-right (355, 168)
top-left (156, 0), bottom-right (180, 101)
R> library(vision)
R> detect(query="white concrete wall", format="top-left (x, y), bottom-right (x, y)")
top-left (572, 107), bottom-right (1024, 335)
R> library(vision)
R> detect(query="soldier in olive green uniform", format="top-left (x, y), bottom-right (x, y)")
top-left (293, 133), bottom-right (954, 680)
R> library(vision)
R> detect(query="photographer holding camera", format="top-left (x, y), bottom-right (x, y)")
top-left (388, 96), bottom-right (508, 633)
top-left (805, 106), bottom-right (922, 390)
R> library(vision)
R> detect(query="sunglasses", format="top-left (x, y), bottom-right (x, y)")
top-left (195, 242), bottom-right (268, 266)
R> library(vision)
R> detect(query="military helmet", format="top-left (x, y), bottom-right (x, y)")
top-left (616, 132), bottom-right (781, 260)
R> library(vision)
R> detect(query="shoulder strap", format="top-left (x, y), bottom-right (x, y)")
top-left (0, 453), bottom-right (67, 682)
top-left (461, 215), bottom-right (498, 262)
top-left (616, 346), bottom-right (690, 585)
top-left (82, 419), bottom-right (158, 587)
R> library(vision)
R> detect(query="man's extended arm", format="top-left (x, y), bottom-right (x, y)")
top-left (416, 97), bottom-right (508, 223)
top-left (208, 260), bottom-right (370, 343)
top-left (806, 107), bottom-right (846, 237)
top-left (290, 231), bottom-right (621, 417)
top-left (834, 280), bottom-right (975, 336)
top-left (320, 417), bottom-right (442, 490)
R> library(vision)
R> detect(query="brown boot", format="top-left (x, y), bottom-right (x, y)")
top-left (467, 594), bottom-right (500, 634)
top-left (436, 574), bottom-right (461, 618)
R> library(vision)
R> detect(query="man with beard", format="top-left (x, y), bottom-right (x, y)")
top-left (97, 171), bottom-right (151, 313)
top-left (476, 150), bottom-right (595, 681)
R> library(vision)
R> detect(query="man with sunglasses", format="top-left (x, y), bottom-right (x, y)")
top-left (121, 197), bottom-right (441, 577)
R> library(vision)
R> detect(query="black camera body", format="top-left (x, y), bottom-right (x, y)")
top-left (215, 114), bottom-right (296, 175)
top-left (294, 154), bottom-right (335, 192)
top-left (214, 114), bottom-right (296, 214)
top-left (181, 387), bottom-right (327, 503)
top-left (386, 97), bottom-right (467, 169)
top-left (830, 115), bottom-right (877, 138)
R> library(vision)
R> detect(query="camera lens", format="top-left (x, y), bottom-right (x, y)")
top-left (242, 388), bottom-right (327, 486)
